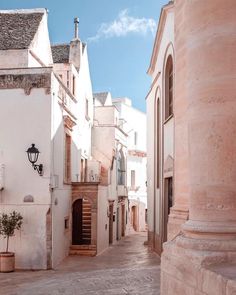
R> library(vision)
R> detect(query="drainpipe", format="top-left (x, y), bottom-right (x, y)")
top-left (48, 91), bottom-right (56, 269)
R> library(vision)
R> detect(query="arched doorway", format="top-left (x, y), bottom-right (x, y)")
top-left (109, 202), bottom-right (114, 244)
top-left (131, 206), bottom-right (138, 231)
top-left (72, 198), bottom-right (91, 245)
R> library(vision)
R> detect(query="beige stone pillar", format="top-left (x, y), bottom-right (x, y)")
top-left (161, 0), bottom-right (236, 294)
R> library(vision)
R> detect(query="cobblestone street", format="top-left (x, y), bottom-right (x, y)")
top-left (0, 233), bottom-right (160, 295)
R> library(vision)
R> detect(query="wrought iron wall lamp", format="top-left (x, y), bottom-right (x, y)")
top-left (26, 144), bottom-right (43, 176)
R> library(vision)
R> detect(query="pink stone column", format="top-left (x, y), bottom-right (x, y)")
top-left (161, 0), bottom-right (236, 293)
top-left (167, 0), bottom-right (190, 240)
top-left (179, 0), bottom-right (236, 241)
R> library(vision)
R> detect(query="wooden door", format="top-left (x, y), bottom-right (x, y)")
top-left (121, 204), bottom-right (125, 237)
top-left (116, 207), bottom-right (119, 240)
top-left (132, 206), bottom-right (137, 231)
top-left (163, 177), bottom-right (173, 242)
top-left (72, 199), bottom-right (83, 245)
top-left (72, 198), bottom-right (92, 245)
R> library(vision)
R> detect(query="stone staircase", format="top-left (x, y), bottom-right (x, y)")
top-left (69, 244), bottom-right (96, 257)
top-left (82, 199), bottom-right (92, 244)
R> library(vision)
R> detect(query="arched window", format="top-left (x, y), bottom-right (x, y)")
top-left (117, 150), bottom-right (125, 185)
top-left (165, 55), bottom-right (173, 119)
top-left (155, 96), bottom-right (160, 188)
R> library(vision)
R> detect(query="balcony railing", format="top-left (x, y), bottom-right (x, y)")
top-left (79, 160), bottom-right (101, 183)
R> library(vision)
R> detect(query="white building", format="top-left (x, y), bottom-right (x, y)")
top-left (113, 98), bottom-right (147, 233)
top-left (146, 2), bottom-right (179, 254)
top-left (93, 92), bottom-right (129, 245)
top-left (0, 9), bottom-right (112, 269)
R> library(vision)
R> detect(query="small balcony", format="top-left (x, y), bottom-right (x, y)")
top-left (80, 160), bottom-right (101, 183)
top-left (117, 185), bottom-right (128, 197)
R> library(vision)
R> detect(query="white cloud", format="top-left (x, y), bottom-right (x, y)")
top-left (88, 9), bottom-right (156, 42)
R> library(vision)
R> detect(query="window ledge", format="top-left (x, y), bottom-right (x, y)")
top-left (164, 114), bottom-right (173, 125)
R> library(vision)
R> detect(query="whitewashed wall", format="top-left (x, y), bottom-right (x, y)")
top-left (29, 11), bottom-right (53, 67)
top-left (50, 43), bottom-right (94, 266)
top-left (113, 98), bottom-right (147, 232)
top-left (0, 84), bottom-right (52, 269)
top-left (93, 103), bottom-right (128, 245)
top-left (0, 8), bottom-right (96, 269)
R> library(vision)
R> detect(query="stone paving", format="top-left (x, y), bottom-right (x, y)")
top-left (0, 233), bottom-right (160, 295)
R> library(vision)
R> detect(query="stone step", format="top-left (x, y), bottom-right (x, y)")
top-left (82, 229), bottom-right (91, 232)
top-left (69, 249), bottom-right (96, 257)
top-left (70, 245), bottom-right (96, 250)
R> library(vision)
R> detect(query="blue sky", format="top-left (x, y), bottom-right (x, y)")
top-left (0, 0), bottom-right (167, 112)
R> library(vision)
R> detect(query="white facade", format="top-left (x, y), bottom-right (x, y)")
top-left (113, 98), bottom-right (147, 232)
top-left (0, 9), bottom-right (98, 269)
top-left (93, 93), bottom-right (129, 246)
top-left (146, 3), bottom-right (175, 253)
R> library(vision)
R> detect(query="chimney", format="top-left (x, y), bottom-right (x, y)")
top-left (69, 17), bottom-right (82, 70)
top-left (74, 17), bottom-right (79, 39)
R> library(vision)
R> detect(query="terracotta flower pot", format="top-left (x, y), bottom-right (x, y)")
top-left (0, 252), bottom-right (15, 272)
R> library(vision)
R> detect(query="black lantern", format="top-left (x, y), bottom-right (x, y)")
top-left (26, 144), bottom-right (43, 176)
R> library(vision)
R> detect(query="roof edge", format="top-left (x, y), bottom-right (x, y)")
top-left (0, 8), bottom-right (47, 14)
top-left (51, 43), bottom-right (70, 47)
top-left (147, 1), bottom-right (174, 76)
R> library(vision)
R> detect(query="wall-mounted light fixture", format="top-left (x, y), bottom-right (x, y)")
top-left (26, 144), bottom-right (43, 176)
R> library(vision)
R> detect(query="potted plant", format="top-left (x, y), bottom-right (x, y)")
top-left (0, 211), bottom-right (23, 272)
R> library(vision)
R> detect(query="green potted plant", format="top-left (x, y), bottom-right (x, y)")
top-left (0, 211), bottom-right (23, 272)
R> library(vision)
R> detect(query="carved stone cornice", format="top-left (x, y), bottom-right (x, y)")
top-left (0, 73), bottom-right (51, 95)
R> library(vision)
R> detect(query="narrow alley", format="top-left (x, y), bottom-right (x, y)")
top-left (0, 233), bottom-right (160, 295)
